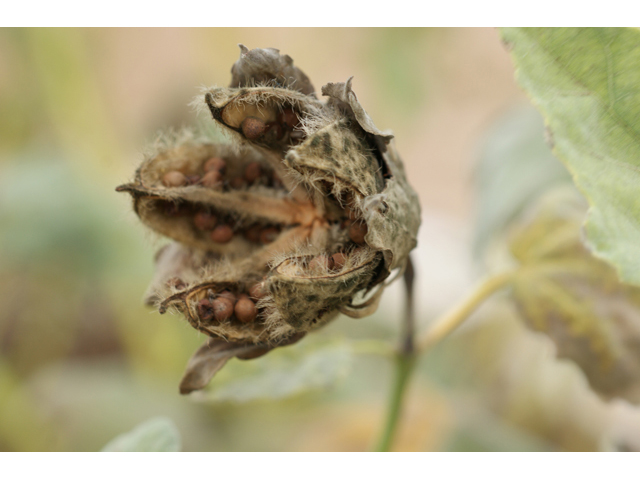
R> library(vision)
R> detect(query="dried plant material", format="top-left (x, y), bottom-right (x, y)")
top-left (508, 188), bottom-right (640, 404)
top-left (118, 46), bottom-right (421, 393)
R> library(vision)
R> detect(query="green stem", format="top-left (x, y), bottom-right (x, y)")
top-left (375, 352), bottom-right (416, 452)
top-left (417, 271), bottom-right (515, 352)
top-left (375, 258), bottom-right (416, 452)
top-left (374, 270), bottom-right (515, 451)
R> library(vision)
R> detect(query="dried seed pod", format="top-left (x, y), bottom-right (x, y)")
top-left (118, 46), bottom-right (421, 394)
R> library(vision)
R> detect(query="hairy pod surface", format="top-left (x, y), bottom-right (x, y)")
top-left (117, 45), bottom-right (421, 394)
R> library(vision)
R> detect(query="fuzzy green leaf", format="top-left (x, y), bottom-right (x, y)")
top-left (501, 27), bottom-right (640, 285)
top-left (101, 417), bottom-right (181, 452)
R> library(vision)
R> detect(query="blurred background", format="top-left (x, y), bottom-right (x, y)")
top-left (2, 28), bottom-right (637, 452)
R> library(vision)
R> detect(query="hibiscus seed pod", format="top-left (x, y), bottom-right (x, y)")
top-left (117, 45), bottom-right (421, 394)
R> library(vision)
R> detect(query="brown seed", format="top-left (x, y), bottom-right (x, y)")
top-left (218, 290), bottom-right (237, 305)
top-left (162, 170), bottom-right (187, 187)
top-left (349, 221), bottom-right (368, 245)
top-left (241, 116), bottom-right (267, 140)
top-left (163, 201), bottom-right (189, 217)
top-left (194, 211), bottom-right (217, 231)
top-left (166, 277), bottom-right (186, 290)
top-left (210, 224), bottom-right (233, 243)
top-left (263, 122), bottom-right (284, 143)
top-left (201, 170), bottom-right (222, 189)
top-left (248, 282), bottom-right (267, 300)
top-left (259, 227), bottom-right (280, 244)
top-left (279, 108), bottom-right (299, 129)
top-left (212, 297), bottom-right (234, 322)
top-left (203, 157), bottom-right (226, 174)
top-left (331, 253), bottom-right (347, 271)
top-left (346, 207), bottom-right (358, 220)
top-left (235, 296), bottom-right (257, 323)
top-left (272, 174), bottom-right (284, 189)
top-left (309, 255), bottom-right (334, 273)
top-left (197, 299), bottom-right (214, 321)
top-left (244, 162), bottom-right (263, 184)
top-left (230, 177), bottom-right (246, 189)
top-left (243, 225), bottom-right (262, 243)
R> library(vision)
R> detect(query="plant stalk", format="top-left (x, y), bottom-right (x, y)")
top-left (417, 271), bottom-right (515, 352)
top-left (375, 258), bottom-right (416, 452)
top-left (375, 269), bottom-right (515, 451)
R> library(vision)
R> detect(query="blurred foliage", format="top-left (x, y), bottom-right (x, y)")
top-left (102, 417), bottom-right (181, 452)
top-left (508, 188), bottom-right (640, 404)
top-left (473, 107), bottom-right (571, 257)
top-left (2, 27), bottom-right (635, 452)
top-left (195, 339), bottom-right (353, 404)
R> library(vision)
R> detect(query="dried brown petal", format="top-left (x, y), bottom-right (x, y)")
top-left (230, 44), bottom-right (315, 96)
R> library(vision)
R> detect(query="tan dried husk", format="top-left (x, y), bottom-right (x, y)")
top-left (118, 46), bottom-right (421, 393)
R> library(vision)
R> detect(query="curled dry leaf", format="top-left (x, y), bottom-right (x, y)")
top-left (117, 45), bottom-right (421, 394)
top-left (508, 188), bottom-right (640, 404)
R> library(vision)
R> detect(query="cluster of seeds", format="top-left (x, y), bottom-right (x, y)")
top-left (306, 252), bottom-right (347, 273)
top-left (197, 284), bottom-right (266, 325)
top-left (157, 199), bottom-right (283, 246)
top-left (161, 156), bottom-right (283, 191)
